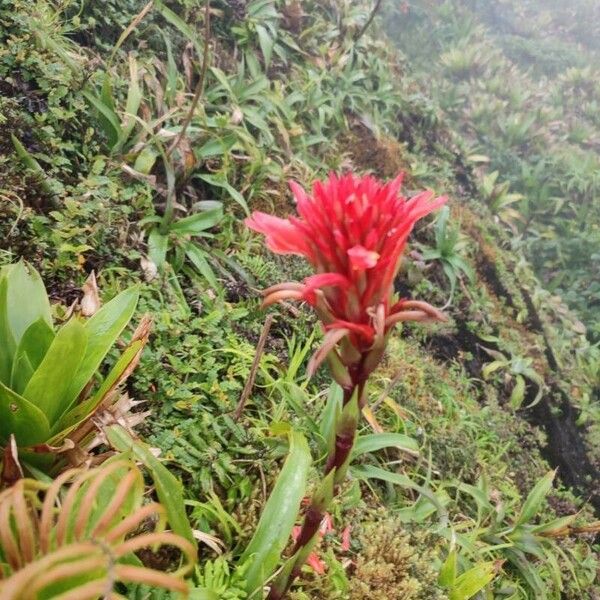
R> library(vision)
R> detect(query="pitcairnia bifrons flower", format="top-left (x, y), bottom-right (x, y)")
top-left (246, 172), bottom-right (447, 598)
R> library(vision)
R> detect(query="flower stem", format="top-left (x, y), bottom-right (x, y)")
top-left (266, 385), bottom-right (361, 599)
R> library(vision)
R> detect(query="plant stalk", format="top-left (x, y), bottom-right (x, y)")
top-left (266, 383), bottom-right (362, 599)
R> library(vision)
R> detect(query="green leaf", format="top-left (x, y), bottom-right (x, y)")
top-left (52, 340), bottom-right (145, 436)
top-left (118, 55), bottom-right (143, 149)
top-left (10, 135), bottom-right (58, 197)
top-left (23, 318), bottom-right (88, 425)
top-left (196, 173), bottom-right (249, 215)
top-left (148, 228), bottom-right (169, 267)
top-left (450, 561), bottom-right (499, 600)
top-left (133, 146), bottom-right (159, 174)
top-left (184, 243), bottom-right (218, 288)
top-left (241, 429), bottom-right (311, 598)
top-left (256, 24), bottom-right (274, 68)
top-left (195, 135), bottom-right (236, 160)
top-left (82, 90), bottom-right (122, 149)
top-left (351, 464), bottom-right (447, 525)
top-left (438, 548), bottom-right (457, 588)
top-left (62, 287), bottom-right (139, 415)
top-left (190, 589), bottom-right (220, 600)
top-left (510, 374), bottom-right (526, 409)
top-left (482, 360), bottom-right (506, 379)
top-left (318, 383), bottom-right (342, 455)
top-left (0, 380), bottom-right (51, 446)
top-left (515, 470), bottom-right (556, 526)
top-left (532, 513), bottom-right (577, 535)
top-left (171, 207), bottom-right (224, 235)
top-left (0, 263), bottom-right (53, 384)
top-left (352, 432), bottom-right (420, 458)
top-left (106, 424), bottom-right (196, 548)
top-left (10, 318), bottom-right (55, 396)
top-left (156, 0), bottom-right (204, 59)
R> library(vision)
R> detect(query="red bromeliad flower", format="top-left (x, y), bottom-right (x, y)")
top-left (246, 172), bottom-right (447, 396)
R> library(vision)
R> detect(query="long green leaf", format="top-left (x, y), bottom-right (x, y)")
top-left (105, 424), bottom-right (196, 548)
top-left (515, 470), bottom-right (556, 526)
top-left (62, 287), bottom-right (139, 415)
top-left (10, 135), bottom-right (58, 197)
top-left (351, 464), bottom-right (447, 525)
top-left (51, 340), bottom-right (145, 436)
top-left (155, 0), bottom-right (203, 59)
top-left (148, 228), bottom-right (169, 268)
top-left (241, 429), bottom-right (311, 598)
top-left (184, 243), bottom-right (218, 289)
top-left (196, 174), bottom-right (249, 215)
top-left (352, 432), bottom-right (420, 458)
top-left (171, 207), bottom-right (224, 235)
top-left (318, 383), bottom-right (342, 455)
top-left (23, 318), bottom-right (88, 425)
top-left (256, 24), bottom-right (274, 68)
top-left (0, 263), bottom-right (52, 384)
top-left (82, 90), bottom-right (122, 148)
top-left (450, 561), bottom-right (499, 600)
top-left (0, 380), bottom-right (51, 446)
top-left (118, 55), bottom-right (143, 149)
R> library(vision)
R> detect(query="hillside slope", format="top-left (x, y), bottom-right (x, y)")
top-left (1, 0), bottom-right (599, 598)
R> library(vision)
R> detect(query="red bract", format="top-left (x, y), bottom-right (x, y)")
top-left (246, 172), bottom-right (447, 388)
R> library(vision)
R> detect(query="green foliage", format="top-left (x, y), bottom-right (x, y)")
top-left (421, 206), bottom-right (474, 303)
top-left (241, 428), bottom-right (311, 598)
top-left (384, 0), bottom-right (600, 338)
top-left (0, 262), bottom-right (139, 474)
top-left (1, 0), bottom-right (599, 599)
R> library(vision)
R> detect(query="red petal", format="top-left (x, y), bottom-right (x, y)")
top-left (303, 273), bottom-right (350, 305)
top-left (325, 320), bottom-right (374, 343)
top-left (307, 328), bottom-right (350, 377)
top-left (347, 245), bottom-right (379, 270)
top-left (245, 212), bottom-right (308, 256)
top-left (341, 525), bottom-right (351, 552)
top-left (320, 513), bottom-right (334, 535)
top-left (307, 552), bottom-right (327, 575)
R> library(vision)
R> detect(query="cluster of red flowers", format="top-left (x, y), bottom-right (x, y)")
top-left (246, 172), bottom-right (446, 389)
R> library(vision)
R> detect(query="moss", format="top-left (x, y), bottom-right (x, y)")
top-left (290, 513), bottom-right (447, 600)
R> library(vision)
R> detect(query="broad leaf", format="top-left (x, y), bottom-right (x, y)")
top-left (10, 318), bottom-right (55, 395)
top-left (351, 464), bottom-right (447, 525)
top-left (0, 263), bottom-right (52, 384)
top-left (23, 318), bottom-right (88, 425)
top-left (171, 207), bottom-right (223, 235)
top-left (0, 380), bottom-right (51, 446)
top-left (450, 561), bottom-right (499, 600)
top-left (184, 243), bottom-right (218, 288)
top-left (148, 228), bottom-right (169, 267)
top-left (241, 429), bottom-right (311, 598)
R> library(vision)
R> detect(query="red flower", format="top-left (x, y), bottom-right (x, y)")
top-left (246, 172), bottom-right (447, 385)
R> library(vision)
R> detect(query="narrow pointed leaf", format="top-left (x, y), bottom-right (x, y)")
top-left (241, 429), bottom-right (311, 598)
top-left (515, 470), bottom-right (556, 526)
top-left (352, 432), bottom-right (420, 458)
top-left (106, 424), bottom-right (196, 548)
top-left (63, 287), bottom-right (139, 414)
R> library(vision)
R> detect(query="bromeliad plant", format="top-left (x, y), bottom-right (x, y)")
top-left (246, 172), bottom-right (447, 598)
top-left (0, 458), bottom-right (196, 598)
top-left (0, 262), bottom-right (143, 479)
